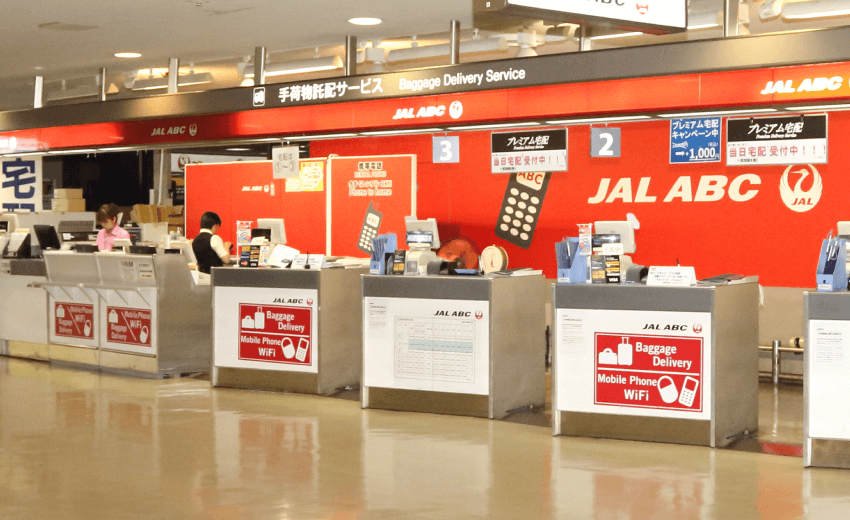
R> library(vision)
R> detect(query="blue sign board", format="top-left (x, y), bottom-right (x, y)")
top-left (670, 117), bottom-right (721, 164)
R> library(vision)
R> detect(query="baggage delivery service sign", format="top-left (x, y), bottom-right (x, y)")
top-left (238, 303), bottom-right (313, 366)
top-left (594, 333), bottom-right (703, 412)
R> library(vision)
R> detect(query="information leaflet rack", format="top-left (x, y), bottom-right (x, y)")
top-left (211, 267), bottom-right (367, 394)
top-left (361, 275), bottom-right (546, 419)
top-left (804, 292), bottom-right (850, 469)
top-left (552, 283), bottom-right (758, 447)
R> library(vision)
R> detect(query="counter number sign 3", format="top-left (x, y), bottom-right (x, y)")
top-left (357, 202), bottom-right (382, 254)
top-left (495, 172), bottom-right (551, 249)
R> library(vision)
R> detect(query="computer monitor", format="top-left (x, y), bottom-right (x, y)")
top-left (594, 221), bottom-right (636, 254)
top-left (256, 218), bottom-right (286, 244)
top-left (0, 221), bottom-right (7, 233)
top-left (129, 245), bottom-right (157, 255)
top-left (405, 218), bottom-right (440, 249)
top-left (33, 225), bottom-right (62, 252)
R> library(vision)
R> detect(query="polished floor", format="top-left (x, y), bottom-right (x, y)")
top-left (2, 357), bottom-right (849, 520)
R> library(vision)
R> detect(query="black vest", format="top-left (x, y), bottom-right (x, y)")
top-left (193, 232), bottom-right (224, 274)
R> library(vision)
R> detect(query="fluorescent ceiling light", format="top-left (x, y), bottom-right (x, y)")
top-left (447, 122), bottom-right (540, 130)
top-left (226, 147), bottom-right (252, 151)
top-left (283, 133), bottom-right (358, 140)
top-left (786, 103), bottom-right (850, 111)
top-left (97, 147), bottom-right (136, 151)
top-left (657, 108), bottom-right (777, 117)
top-left (591, 31), bottom-right (644, 41)
top-left (546, 115), bottom-right (651, 124)
top-left (130, 71), bottom-right (214, 91)
top-left (360, 128), bottom-right (444, 136)
top-left (386, 37), bottom-right (508, 63)
top-left (47, 149), bottom-right (97, 154)
top-left (348, 17), bottom-right (382, 25)
top-left (252, 138), bottom-right (285, 142)
top-left (9, 152), bottom-right (45, 156)
top-left (244, 56), bottom-right (343, 78)
top-left (783, 0), bottom-right (850, 19)
top-left (114, 52), bottom-right (141, 58)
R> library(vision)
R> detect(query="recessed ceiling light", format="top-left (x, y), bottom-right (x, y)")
top-left (114, 52), bottom-right (142, 58)
top-left (226, 148), bottom-right (251, 151)
top-left (348, 17), bottom-right (382, 26)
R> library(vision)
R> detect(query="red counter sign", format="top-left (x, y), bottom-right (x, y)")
top-left (594, 333), bottom-right (703, 412)
top-left (238, 304), bottom-right (312, 365)
top-left (107, 307), bottom-right (152, 347)
top-left (55, 303), bottom-right (94, 339)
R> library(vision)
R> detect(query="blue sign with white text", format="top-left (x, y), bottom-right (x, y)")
top-left (670, 117), bottom-right (722, 164)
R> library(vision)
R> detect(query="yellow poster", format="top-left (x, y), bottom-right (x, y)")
top-left (286, 160), bottom-right (325, 192)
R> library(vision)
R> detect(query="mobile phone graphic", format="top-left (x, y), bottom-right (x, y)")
top-left (296, 338), bottom-right (309, 362)
top-left (494, 172), bottom-right (551, 249)
top-left (678, 376), bottom-right (699, 407)
top-left (357, 202), bottom-right (383, 254)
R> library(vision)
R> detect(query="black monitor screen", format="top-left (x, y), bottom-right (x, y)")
top-left (0, 221), bottom-right (8, 232)
top-left (251, 228), bottom-right (272, 240)
top-left (129, 246), bottom-right (157, 255)
top-left (34, 225), bottom-right (62, 252)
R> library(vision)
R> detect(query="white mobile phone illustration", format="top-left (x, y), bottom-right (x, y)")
top-left (678, 376), bottom-right (699, 407)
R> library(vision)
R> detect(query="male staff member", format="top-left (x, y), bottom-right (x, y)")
top-left (192, 212), bottom-right (232, 274)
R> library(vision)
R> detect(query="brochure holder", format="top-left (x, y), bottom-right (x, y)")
top-left (370, 233), bottom-right (397, 275)
top-left (816, 238), bottom-right (847, 291)
top-left (555, 237), bottom-right (588, 284)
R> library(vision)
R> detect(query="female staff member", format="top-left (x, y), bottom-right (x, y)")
top-left (96, 203), bottom-right (130, 251)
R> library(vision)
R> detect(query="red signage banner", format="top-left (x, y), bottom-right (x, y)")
top-left (54, 302), bottom-right (94, 339)
top-left (594, 332), bottom-right (703, 412)
top-left (238, 304), bottom-right (313, 365)
top-left (106, 307), bottom-right (152, 347)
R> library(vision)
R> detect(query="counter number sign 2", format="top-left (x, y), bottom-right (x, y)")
top-left (495, 172), bottom-right (551, 249)
top-left (357, 202), bottom-right (382, 254)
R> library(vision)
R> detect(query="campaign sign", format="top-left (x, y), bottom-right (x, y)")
top-left (594, 332), bottom-right (703, 412)
top-left (238, 304), bottom-right (312, 365)
top-left (55, 303), bottom-right (94, 339)
top-left (669, 117), bottom-right (721, 164)
top-left (106, 307), bottom-right (152, 347)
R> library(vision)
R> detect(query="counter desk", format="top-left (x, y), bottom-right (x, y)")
top-left (34, 251), bottom-right (211, 377)
top-left (804, 292), bottom-right (850, 469)
top-left (361, 274), bottom-right (547, 420)
top-left (0, 259), bottom-right (49, 360)
top-left (552, 282), bottom-right (759, 448)
top-left (211, 267), bottom-right (367, 394)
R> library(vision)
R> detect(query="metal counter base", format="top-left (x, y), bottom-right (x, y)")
top-left (804, 292), bottom-right (850, 469)
top-left (4, 341), bottom-right (49, 361)
top-left (361, 275), bottom-right (547, 421)
top-left (552, 283), bottom-right (759, 448)
top-left (211, 267), bottom-right (366, 396)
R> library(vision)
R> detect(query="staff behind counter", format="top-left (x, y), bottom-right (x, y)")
top-left (192, 211), bottom-right (232, 274)
top-left (96, 203), bottom-right (130, 252)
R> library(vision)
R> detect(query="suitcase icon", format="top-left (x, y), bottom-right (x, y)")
top-left (598, 348), bottom-right (618, 365)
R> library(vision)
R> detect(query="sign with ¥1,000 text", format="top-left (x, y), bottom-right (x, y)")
top-left (55, 302), bottom-right (94, 339)
top-left (669, 117), bottom-right (721, 164)
top-left (595, 332), bottom-right (703, 412)
top-left (106, 307), bottom-right (152, 347)
top-left (727, 114), bottom-right (827, 166)
top-left (238, 303), bottom-right (313, 366)
top-left (491, 128), bottom-right (568, 173)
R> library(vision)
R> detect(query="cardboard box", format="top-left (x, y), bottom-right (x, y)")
top-left (52, 198), bottom-right (85, 212)
top-left (167, 216), bottom-right (184, 226)
top-left (131, 204), bottom-right (158, 223)
top-left (54, 189), bottom-right (83, 199)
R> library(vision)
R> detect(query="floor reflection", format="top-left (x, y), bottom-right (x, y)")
top-left (1, 356), bottom-right (849, 520)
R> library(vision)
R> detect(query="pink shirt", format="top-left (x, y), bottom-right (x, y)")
top-left (96, 225), bottom-right (130, 251)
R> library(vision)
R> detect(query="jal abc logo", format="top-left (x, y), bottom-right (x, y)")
top-left (188, 124), bottom-right (198, 136)
top-left (780, 164), bottom-right (822, 212)
top-left (693, 323), bottom-right (703, 334)
top-left (253, 87), bottom-right (266, 107)
top-left (475, 311), bottom-right (483, 319)
top-left (449, 101), bottom-right (463, 119)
